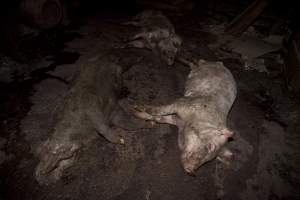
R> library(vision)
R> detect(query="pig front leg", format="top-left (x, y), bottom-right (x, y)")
top-left (119, 99), bottom-right (183, 127)
top-left (133, 103), bottom-right (177, 120)
top-left (152, 115), bottom-right (179, 126)
top-left (133, 104), bottom-right (185, 130)
top-left (135, 103), bottom-right (177, 116)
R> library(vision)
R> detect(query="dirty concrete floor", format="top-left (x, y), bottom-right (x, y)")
top-left (1, 6), bottom-right (300, 200)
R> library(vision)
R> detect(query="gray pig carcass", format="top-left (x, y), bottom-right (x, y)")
top-left (123, 10), bottom-right (182, 65)
top-left (131, 59), bottom-right (237, 173)
top-left (35, 56), bottom-right (150, 185)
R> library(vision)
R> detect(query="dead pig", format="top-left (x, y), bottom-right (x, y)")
top-left (122, 10), bottom-right (182, 65)
top-left (35, 55), bottom-right (151, 185)
top-left (128, 59), bottom-right (237, 173)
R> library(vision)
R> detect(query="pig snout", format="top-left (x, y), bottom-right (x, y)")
top-left (180, 127), bottom-right (234, 173)
top-left (180, 149), bottom-right (205, 174)
top-left (182, 158), bottom-right (198, 174)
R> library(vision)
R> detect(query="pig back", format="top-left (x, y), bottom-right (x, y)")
top-left (184, 61), bottom-right (237, 122)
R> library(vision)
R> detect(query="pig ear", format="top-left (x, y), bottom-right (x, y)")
top-left (206, 143), bottom-right (216, 153)
top-left (221, 128), bottom-right (234, 138)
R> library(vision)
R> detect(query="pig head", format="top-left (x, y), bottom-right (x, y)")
top-left (178, 125), bottom-right (234, 173)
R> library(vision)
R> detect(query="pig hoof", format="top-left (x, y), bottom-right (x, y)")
top-left (111, 127), bottom-right (126, 144)
top-left (133, 110), bottom-right (153, 120)
top-left (133, 104), bottom-right (145, 111)
top-left (132, 105), bottom-right (154, 120)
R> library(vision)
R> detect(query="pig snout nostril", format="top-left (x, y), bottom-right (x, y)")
top-left (227, 137), bottom-right (234, 142)
top-left (185, 170), bottom-right (196, 177)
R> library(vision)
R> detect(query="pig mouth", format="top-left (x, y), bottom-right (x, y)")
top-left (183, 166), bottom-right (196, 175)
top-left (181, 154), bottom-right (204, 174)
top-left (181, 144), bottom-right (220, 174)
top-left (185, 170), bottom-right (197, 177)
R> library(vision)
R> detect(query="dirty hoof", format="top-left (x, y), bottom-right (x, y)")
top-left (133, 104), bottom-right (145, 111)
top-left (132, 105), bottom-right (154, 120)
top-left (111, 127), bottom-right (126, 144)
top-left (133, 109), bottom-right (153, 120)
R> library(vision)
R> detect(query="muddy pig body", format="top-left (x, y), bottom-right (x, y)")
top-left (129, 59), bottom-right (237, 173)
top-left (35, 55), bottom-right (152, 185)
